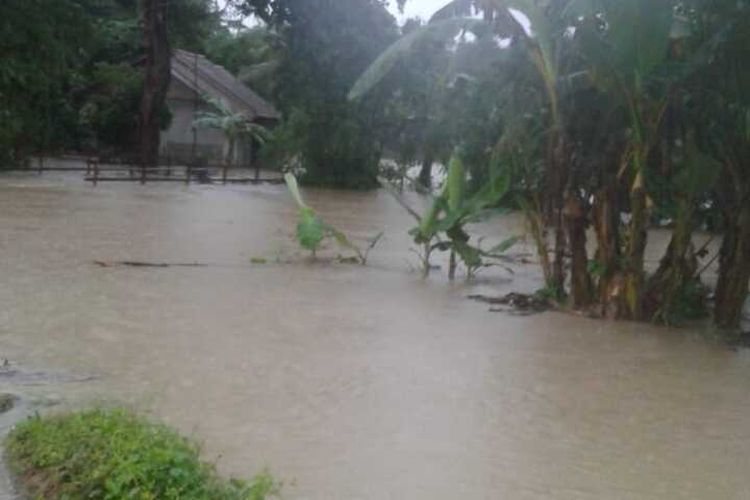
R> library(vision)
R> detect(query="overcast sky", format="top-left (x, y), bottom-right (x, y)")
top-left (388, 0), bottom-right (447, 21)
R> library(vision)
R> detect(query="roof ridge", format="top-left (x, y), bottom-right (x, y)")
top-left (171, 50), bottom-right (280, 120)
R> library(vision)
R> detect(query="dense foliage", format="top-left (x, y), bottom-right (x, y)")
top-left (0, 0), bottom-right (223, 163)
top-left (5, 409), bottom-right (281, 499)
top-left (235, 0), bottom-right (401, 189)
top-left (353, 0), bottom-right (750, 329)
top-left (0, 0), bottom-right (89, 164)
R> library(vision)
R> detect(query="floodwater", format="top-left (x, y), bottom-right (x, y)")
top-left (1, 172), bottom-right (750, 499)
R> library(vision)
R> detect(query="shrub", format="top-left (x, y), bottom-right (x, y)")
top-left (5, 409), bottom-right (280, 500)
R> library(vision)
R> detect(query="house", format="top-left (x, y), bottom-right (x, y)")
top-left (161, 49), bottom-right (280, 167)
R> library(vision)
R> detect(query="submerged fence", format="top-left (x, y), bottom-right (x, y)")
top-left (2, 156), bottom-right (284, 186)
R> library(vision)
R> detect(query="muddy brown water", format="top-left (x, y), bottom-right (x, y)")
top-left (1, 172), bottom-right (749, 499)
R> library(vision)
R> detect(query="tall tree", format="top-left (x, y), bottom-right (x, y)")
top-left (138, 0), bottom-right (171, 168)
top-left (0, 0), bottom-right (89, 164)
top-left (686, 0), bottom-right (750, 328)
top-left (237, 0), bottom-right (399, 188)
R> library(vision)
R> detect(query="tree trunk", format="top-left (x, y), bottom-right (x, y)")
top-left (417, 154), bottom-right (433, 189)
top-left (138, 0), bottom-right (171, 169)
top-left (448, 250), bottom-right (457, 281)
top-left (552, 209), bottom-right (566, 298)
top-left (564, 193), bottom-right (592, 308)
top-left (714, 201), bottom-right (750, 329)
top-left (521, 196), bottom-right (552, 287)
top-left (550, 137), bottom-right (568, 299)
top-left (643, 196), bottom-right (698, 323)
top-left (592, 184), bottom-right (624, 318)
top-left (622, 175), bottom-right (648, 320)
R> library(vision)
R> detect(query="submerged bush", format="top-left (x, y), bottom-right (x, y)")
top-left (5, 409), bottom-right (280, 500)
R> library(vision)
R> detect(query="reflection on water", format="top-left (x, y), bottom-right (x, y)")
top-left (1, 173), bottom-right (749, 499)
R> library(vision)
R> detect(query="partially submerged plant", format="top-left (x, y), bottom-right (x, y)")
top-left (284, 173), bottom-right (382, 263)
top-left (393, 152), bottom-right (519, 279)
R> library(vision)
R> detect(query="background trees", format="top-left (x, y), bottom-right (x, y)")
top-left (0, 0), bottom-right (226, 162)
top-left (0, 0), bottom-right (90, 164)
top-left (236, 0), bottom-right (400, 189)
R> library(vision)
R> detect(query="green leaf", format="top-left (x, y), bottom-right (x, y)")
top-left (464, 168), bottom-right (511, 214)
top-left (416, 194), bottom-right (448, 242)
top-left (446, 154), bottom-right (466, 212)
top-left (327, 225), bottom-right (356, 251)
top-left (348, 17), bottom-right (485, 101)
top-left (576, 0), bottom-right (673, 88)
top-left (284, 173), bottom-right (308, 209)
top-left (487, 235), bottom-right (520, 254)
top-left (452, 240), bottom-right (483, 268)
top-left (297, 207), bottom-right (325, 252)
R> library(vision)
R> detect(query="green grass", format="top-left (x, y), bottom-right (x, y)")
top-left (4, 409), bottom-right (281, 500)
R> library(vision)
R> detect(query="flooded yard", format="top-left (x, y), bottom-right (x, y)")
top-left (1, 174), bottom-right (749, 499)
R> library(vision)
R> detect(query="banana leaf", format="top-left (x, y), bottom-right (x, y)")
top-left (297, 207), bottom-right (325, 252)
top-left (284, 173), bottom-right (308, 209)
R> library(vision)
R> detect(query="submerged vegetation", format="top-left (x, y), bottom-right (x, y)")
top-left (1, 0), bottom-right (748, 331)
top-left (5, 409), bottom-right (281, 500)
top-left (393, 152), bottom-right (519, 278)
top-left (284, 173), bottom-right (383, 263)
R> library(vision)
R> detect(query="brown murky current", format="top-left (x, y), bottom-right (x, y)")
top-left (1, 172), bottom-right (750, 499)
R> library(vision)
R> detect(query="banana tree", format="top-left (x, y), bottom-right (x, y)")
top-left (349, 1), bottom-right (539, 282)
top-left (284, 173), bottom-right (383, 263)
top-left (351, 0), bottom-right (582, 297)
top-left (644, 145), bottom-right (719, 323)
top-left (397, 152), bottom-right (518, 278)
top-left (193, 96), bottom-right (270, 183)
top-left (683, 0), bottom-right (750, 329)
top-left (568, 0), bottom-right (676, 319)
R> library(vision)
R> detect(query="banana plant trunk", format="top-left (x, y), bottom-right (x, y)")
top-left (550, 136), bottom-right (568, 299)
top-left (592, 184), bottom-right (624, 318)
top-left (622, 177), bottom-right (648, 320)
top-left (448, 250), bottom-right (457, 281)
top-left (643, 196), bottom-right (697, 322)
top-left (522, 196), bottom-right (553, 287)
top-left (714, 200), bottom-right (750, 329)
top-left (138, 0), bottom-right (170, 170)
top-left (565, 193), bottom-right (592, 308)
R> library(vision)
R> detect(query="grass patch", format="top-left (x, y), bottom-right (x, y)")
top-left (5, 409), bottom-right (281, 500)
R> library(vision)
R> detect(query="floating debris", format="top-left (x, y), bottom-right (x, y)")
top-left (94, 261), bottom-right (208, 268)
top-left (0, 393), bottom-right (16, 414)
top-left (468, 292), bottom-right (551, 315)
